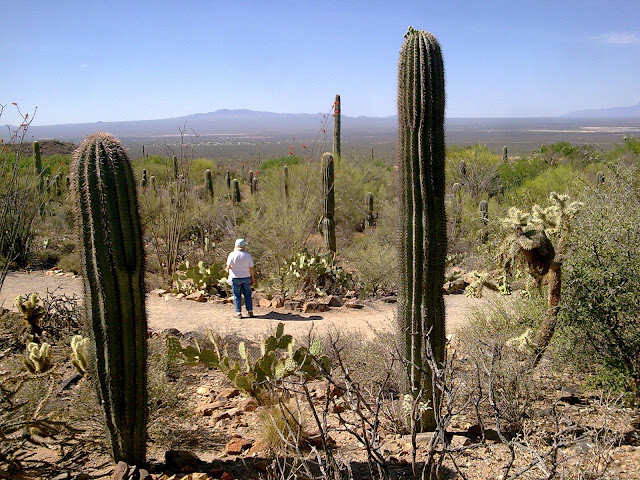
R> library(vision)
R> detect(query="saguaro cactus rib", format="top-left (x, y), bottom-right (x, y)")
top-left (71, 132), bottom-right (147, 464)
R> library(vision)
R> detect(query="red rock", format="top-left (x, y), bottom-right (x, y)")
top-left (224, 438), bottom-right (253, 455)
top-left (237, 397), bottom-right (259, 412)
top-left (215, 388), bottom-right (241, 401)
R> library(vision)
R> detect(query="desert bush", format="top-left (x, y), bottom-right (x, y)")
top-left (446, 145), bottom-right (502, 198)
top-left (561, 171), bottom-right (640, 396)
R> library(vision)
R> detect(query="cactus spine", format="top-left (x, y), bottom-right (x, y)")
top-left (320, 152), bottom-right (336, 253)
top-left (397, 28), bottom-right (447, 432)
top-left (70, 132), bottom-right (148, 464)
top-left (205, 169), bottom-right (214, 198)
top-left (232, 178), bottom-right (241, 204)
top-left (365, 192), bottom-right (375, 227)
top-left (333, 94), bottom-right (341, 158)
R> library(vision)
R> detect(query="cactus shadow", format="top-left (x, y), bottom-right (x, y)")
top-left (259, 311), bottom-right (324, 322)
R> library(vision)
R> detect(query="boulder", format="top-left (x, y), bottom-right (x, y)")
top-left (259, 298), bottom-right (272, 308)
top-left (344, 301), bottom-right (364, 309)
top-left (302, 301), bottom-right (330, 313)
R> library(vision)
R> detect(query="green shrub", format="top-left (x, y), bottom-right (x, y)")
top-left (561, 174), bottom-right (640, 395)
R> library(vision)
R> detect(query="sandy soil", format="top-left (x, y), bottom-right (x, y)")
top-left (0, 271), bottom-right (490, 340)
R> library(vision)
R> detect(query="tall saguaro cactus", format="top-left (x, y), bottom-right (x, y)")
top-left (397, 28), bottom-right (447, 432)
top-left (333, 94), bottom-right (341, 158)
top-left (232, 178), bottom-right (241, 204)
top-left (70, 132), bottom-right (148, 464)
top-left (320, 152), bottom-right (336, 253)
top-left (205, 169), bottom-right (214, 198)
top-left (33, 141), bottom-right (42, 175)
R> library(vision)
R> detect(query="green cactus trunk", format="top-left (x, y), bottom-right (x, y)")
top-left (283, 165), bottom-right (289, 200)
top-left (33, 141), bottom-right (42, 175)
top-left (232, 178), bottom-right (241, 204)
top-left (70, 132), bottom-right (148, 464)
top-left (397, 28), bottom-right (447, 432)
top-left (205, 169), bottom-right (214, 198)
top-left (365, 192), bottom-right (375, 227)
top-left (333, 94), bottom-right (341, 158)
top-left (479, 200), bottom-right (489, 243)
top-left (226, 171), bottom-right (231, 190)
top-left (320, 152), bottom-right (336, 253)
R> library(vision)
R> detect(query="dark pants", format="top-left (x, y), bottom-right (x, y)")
top-left (231, 277), bottom-right (253, 313)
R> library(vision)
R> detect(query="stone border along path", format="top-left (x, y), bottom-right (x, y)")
top-left (0, 271), bottom-right (492, 341)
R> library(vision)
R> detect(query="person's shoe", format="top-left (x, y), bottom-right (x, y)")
top-left (248, 311), bottom-right (255, 318)
top-left (235, 313), bottom-right (242, 319)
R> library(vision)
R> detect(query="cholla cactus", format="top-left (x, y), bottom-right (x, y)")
top-left (500, 193), bottom-right (582, 366)
top-left (15, 293), bottom-right (45, 331)
top-left (71, 335), bottom-right (90, 376)
top-left (23, 342), bottom-right (53, 374)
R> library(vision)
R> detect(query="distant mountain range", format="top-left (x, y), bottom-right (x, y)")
top-left (9, 110), bottom-right (398, 142)
top-left (563, 102), bottom-right (640, 119)
top-left (3, 104), bottom-right (639, 143)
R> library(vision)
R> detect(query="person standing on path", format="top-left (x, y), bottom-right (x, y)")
top-left (226, 238), bottom-right (255, 318)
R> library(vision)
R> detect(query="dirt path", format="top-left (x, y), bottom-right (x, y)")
top-left (0, 271), bottom-right (490, 340)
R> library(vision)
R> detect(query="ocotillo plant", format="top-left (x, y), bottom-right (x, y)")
top-left (319, 152), bottom-right (336, 253)
top-left (232, 178), bottom-right (241, 204)
top-left (503, 145), bottom-right (508, 162)
top-left (397, 27), bottom-right (447, 432)
top-left (333, 94), bottom-right (341, 158)
top-left (365, 192), bottom-right (375, 227)
top-left (205, 169), bottom-right (214, 198)
top-left (70, 132), bottom-right (148, 464)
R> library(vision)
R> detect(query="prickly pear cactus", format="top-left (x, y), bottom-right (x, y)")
top-left (397, 27), bottom-right (447, 432)
top-left (70, 132), bottom-right (148, 464)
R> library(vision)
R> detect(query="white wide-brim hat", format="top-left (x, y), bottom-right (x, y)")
top-left (235, 238), bottom-right (248, 248)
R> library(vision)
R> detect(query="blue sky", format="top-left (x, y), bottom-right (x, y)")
top-left (2, 0), bottom-right (639, 125)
